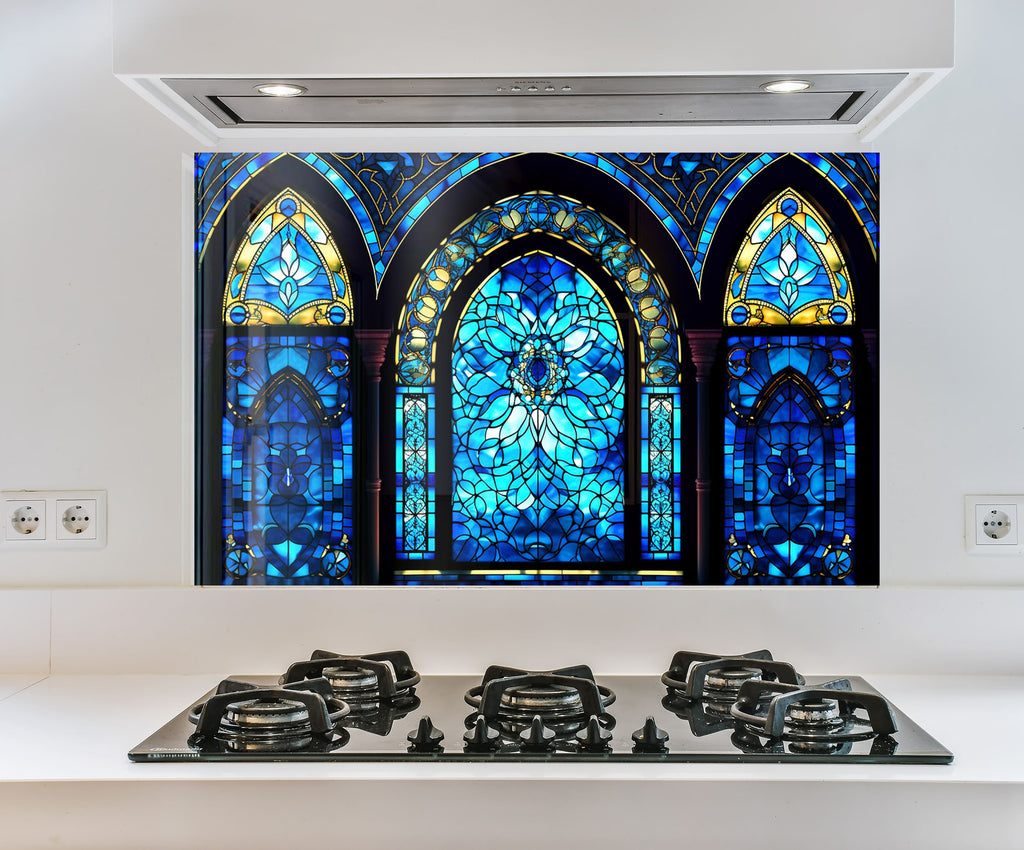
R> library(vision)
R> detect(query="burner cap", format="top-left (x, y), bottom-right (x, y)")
top-left (785, 698), bottom-right (844, 734)
top-left (466, 667), bottom-right (615, 733)
top-left (703, 666), bottom-right (764, 695)
top-left (500, 682), bottom-right (584, 715)
top-left (216, 697), bottom-right (316, 751)
top-left (323, 665), bottom-right (380, 694)
top-left (224, 697), bottom-right (310, 730)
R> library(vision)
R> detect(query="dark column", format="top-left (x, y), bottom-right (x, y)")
top-left (355, 329), bottom-right (391, 585)
top-left (686, 330), bottom-right (721, 585)
top-left (862, 329), bottom-right (878, 382)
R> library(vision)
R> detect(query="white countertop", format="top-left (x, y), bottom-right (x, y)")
top-left (0, 673), bottom-right (1021, 849)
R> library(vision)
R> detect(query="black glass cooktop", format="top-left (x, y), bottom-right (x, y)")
top-left (129, 673), bottom-right (953, 764)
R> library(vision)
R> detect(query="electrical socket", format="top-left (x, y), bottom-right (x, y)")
top-left (4, 499), bottom-right (46, 541)
top-left (964, 495), bottom-right (1024, 555)
top-left (0, 490), bottom-right (106, 548)
top-left (56, 499), bottom-right (98, 540)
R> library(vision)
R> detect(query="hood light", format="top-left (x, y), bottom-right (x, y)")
top-left (255, 83), bottom-right (307, 97)
top-left (760, 79), bottom-right (812, 94)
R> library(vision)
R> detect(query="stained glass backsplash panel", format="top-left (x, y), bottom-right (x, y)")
top-left (195, 153), bottom-right (878, 586)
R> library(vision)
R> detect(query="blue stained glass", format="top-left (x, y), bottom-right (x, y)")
top-left (197, 152), bottom-right (878, 296)
top-left (396, 192), bottom-right (679, 390)
top-left (247, 224), bottom-right (335, 314)
top-left (724, 336), bottom-right (855, 585)
top-left (222, 335), bottom-right (353, 585)
top-left (748, 224), bottom-right (834, 314)
top-left (396, 388), bottom-right (435, 559)
top-left (225, 190), bottom-right (352, 328)
top-left (641, 387), bottom-right (682, 558)
top-left (725, 190), bottom-right (854, 326)
top-left (450, 252), bottom-right (625, 562)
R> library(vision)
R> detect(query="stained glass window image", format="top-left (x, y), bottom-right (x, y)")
top-left (199, 153), bottom-right (877, 586)
top-left (725, 189), bottom-right (854, 327)
top-left (219, 189), bottom-right (354, 585)
top-left (450, 252), bottom-right (625, 564)
top-left (723, 336), bottom-right (856, 585)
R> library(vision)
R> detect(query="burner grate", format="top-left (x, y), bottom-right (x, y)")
top-left (187, 677), bottom-right (350, 752)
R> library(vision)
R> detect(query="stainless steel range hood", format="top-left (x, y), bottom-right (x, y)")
top-left (113, 0), bottom-right (954, 144)
top-left (163, 74), bottom-right (905, 130)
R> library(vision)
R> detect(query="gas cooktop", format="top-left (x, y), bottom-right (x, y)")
top-left (128, 649), bottom-right (953, 764)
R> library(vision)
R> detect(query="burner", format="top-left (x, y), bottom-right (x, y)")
top-left (187, 677), bottom-right (350, 753)
top-left (661, 649), bottom-right (804, 703)
top-left (281, 650), bottom-right (421, 706)
top-left (217, 697), bottom-right (314, 751)
top-left (465, 665), bottom-right (616, 743)
top-left (784, 697), bottom-right (845, 735)
top-left (730, 677), bottom-right (899, 744)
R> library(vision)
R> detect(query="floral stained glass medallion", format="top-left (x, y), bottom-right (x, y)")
top-left (725, 189), bottom-right (854, 327)
top-left (451, 252), bottom-right (625, 563)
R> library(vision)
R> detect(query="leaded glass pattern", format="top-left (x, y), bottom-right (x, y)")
top-left (723, 336), bottom-right (856, 585)
top-left (725, 189), bottom-right (854, 327)
top-left (197, 153), bottom-right (879, 293)
top-left (641, 387), bottom-right (682, 558)
top-left (223, 189), bottom-right (353, 327)
top-left (395, 388), bottom-right (434, 559)
top-left (217, 188), bottom-right (355, 586)
top-left (223, 335), bottom-right (353, 584)
top-left (395, 192), bottom-right (679, 389)
top-left (393, 569), bottom-right (683, 586)
top-left (450, 252), bottom-right (625, 563)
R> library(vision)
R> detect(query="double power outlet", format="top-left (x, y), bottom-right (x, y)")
top-left (964, 495), bottom-right (1024, 556)
top-left (1, 490), bottom-right (107, 548)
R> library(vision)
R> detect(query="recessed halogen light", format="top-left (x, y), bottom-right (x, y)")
top-left (255, 83), bottom-right (307, 97)
top-left (760, 79), bottom-right (812, 94)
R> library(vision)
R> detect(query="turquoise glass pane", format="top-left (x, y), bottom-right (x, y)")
top-left (451, 253), bottom-right (625, 562)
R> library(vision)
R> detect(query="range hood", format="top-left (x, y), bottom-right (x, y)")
top-left (163, 74), bottom-right (906, 130)
top-left (113, 0), bottom-right (953, 145)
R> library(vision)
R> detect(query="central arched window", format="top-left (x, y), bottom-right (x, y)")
top-left (392, 192), bottom-right (683, 583)
top-left (450, 251), bottom-right (626, 562)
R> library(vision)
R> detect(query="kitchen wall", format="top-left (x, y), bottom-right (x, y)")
top-left (1, 0), bottom-right (1023, 592)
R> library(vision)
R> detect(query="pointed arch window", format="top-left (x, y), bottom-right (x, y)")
top-left (724, 189), bottom-right (854, 327)
top-left (220, 190), bottom-right (356, 584)
top-left (723, 188), bottom-right (858, 585)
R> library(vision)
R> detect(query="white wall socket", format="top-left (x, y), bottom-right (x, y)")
top-left (5, 500), bottom-right (46, 541)
top-left (964, 495), bottom-right (1024, 555)
top-left (1, 490), bottom-right (106, 548)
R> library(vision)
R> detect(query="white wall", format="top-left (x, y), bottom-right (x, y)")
top-left (0, 0), bottom-right (1022, 589)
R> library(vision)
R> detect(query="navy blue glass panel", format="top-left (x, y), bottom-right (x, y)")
top-left (724, 336), bottom-right (855, 585)
top-left (222, 335), bottom-right (353, 585)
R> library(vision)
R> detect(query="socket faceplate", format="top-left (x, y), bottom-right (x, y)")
top-left (965, 495), bottom-right (1024, 555)
top-left (0, 491), bottom-right (106, 548)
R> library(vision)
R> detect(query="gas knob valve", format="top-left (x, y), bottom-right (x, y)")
top-left (631, 716), bottom-right (669, 753)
